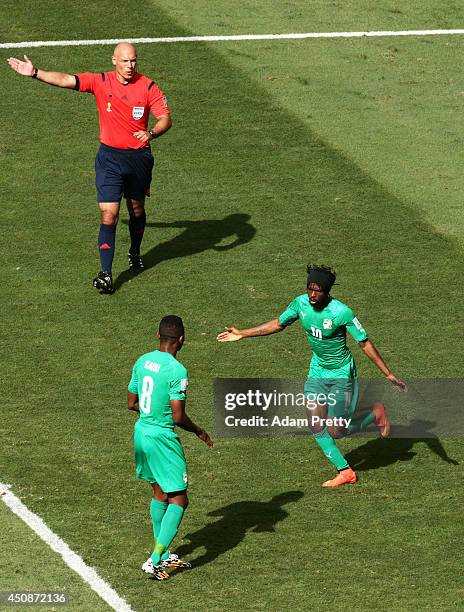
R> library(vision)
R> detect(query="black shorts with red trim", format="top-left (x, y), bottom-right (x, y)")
top-left (95, 143), bottom-right (154, 202)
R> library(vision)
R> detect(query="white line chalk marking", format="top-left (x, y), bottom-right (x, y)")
top-left (0, 483), bottom-right (134, 612)
top-left (2, 29), bottom-right (464, 49)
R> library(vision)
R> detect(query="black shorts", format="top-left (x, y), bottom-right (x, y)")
top-left (95, 144), bottom-right (154, 203)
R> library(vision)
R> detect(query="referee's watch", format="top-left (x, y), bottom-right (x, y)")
top-left (149, 130), bottom-right (157, 140)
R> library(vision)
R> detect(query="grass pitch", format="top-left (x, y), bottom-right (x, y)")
top-left (1, 2), bottom-right (464, 610)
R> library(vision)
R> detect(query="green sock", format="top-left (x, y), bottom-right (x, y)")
top-left (151, 504), bottom-right (185, 566)
top-left (150, 499), bottom-right (170, 561)
top-left (313, 428), bottom-right (349, 470)
top-left (348, 411), bottom-right (375, 434)
top-left (150, 499), bottom-right (168, 540)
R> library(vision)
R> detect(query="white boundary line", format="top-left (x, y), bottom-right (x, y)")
top-left (0, 483), bottom-right (134, 612)
top-left (2, 29), bottom-right (464, 49)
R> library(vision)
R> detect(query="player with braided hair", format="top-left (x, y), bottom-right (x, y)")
top-left (217, 265), bottom-right (406, 487)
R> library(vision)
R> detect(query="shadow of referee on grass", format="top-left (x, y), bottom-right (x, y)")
top-left (345, 420), bottom-right (458, 471)
top-left (115, 213), bottom-right (256, 290)
top-left (173, 490), bottom-right (303, 571)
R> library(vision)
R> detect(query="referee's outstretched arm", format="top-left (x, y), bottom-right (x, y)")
top-left (7, 54), bottom-right (76, 89)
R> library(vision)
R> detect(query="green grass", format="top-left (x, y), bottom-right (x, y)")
top-left (0, 502), bottom-right (111, 611)
top-left (1, 2), bottom-right (464, 610)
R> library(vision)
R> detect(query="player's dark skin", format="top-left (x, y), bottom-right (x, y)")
top-left (307, 282), bottom-right (406, 437)
top-left (218, 280), bottom-right (407, 439)
top-left (128, 333), bottom-right (213, 509)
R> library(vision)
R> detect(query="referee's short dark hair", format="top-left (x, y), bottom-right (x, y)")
top-left (159, 315), bottom-right (185, 340)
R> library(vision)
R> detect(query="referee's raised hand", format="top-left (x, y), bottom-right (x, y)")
top-left (7, 54), bottom-right (35, 77)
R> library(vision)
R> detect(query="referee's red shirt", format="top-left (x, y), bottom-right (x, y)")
top-left (75, 71), bottom-right (170, 149)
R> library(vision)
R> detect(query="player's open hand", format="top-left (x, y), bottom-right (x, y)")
top-left (217, 327), bottom-right (243, 342)
top-left (387, 374), bottom-right (408, 393)
top-left (7, 54), bottom-right (35, 77)
top-left (197, 429), bottom-right (214, 448)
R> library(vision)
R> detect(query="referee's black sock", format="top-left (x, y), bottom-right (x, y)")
top-left (98, 223), bottom-right (116, 274)
top-left (129, 210), bottom-right (146, 255)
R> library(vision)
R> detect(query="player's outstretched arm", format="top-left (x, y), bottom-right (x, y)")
top-left (171, 399), bottom-right (214, 447)
top-left (7, 55), bottom-right (76, 89)
top-left (217, 318), bottom-right (285, 342)
top-left (359, 339), bottom-right (408, 392)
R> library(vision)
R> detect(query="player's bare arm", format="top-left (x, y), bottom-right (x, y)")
top-left (170, 399), bottom-right (214, 447)
top-left (358, 339), bottom-right (407, 392)
top-left (217, 318), bottom-right (285, 342)
top-left (133, 114), bottom-right (172, 143)
top-left (127, 391), bottom-right (140, 412)
top-left (7, 54), bottom-right (76, 89)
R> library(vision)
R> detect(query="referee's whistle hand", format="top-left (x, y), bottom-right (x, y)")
top-left (133, 130), bottom-right (150, 142)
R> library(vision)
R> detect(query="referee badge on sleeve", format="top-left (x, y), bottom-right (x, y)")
top-left (180, 378), bottom-right (188, 391)
top-left (132, 106), bottom-right (144, 119)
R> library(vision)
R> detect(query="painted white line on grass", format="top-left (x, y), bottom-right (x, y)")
top-left (2, 29), bottom-right (464, 49)
top-left (0, 483), bottom-right (134, 612)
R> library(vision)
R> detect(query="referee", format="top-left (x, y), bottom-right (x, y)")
top-left (7, 43), bottom-right (172, 294)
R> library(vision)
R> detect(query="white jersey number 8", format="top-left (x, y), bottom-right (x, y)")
top-left (140, 376), bottom-right (154, 414)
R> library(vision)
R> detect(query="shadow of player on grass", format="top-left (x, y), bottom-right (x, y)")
top-left (115, 213), bottom-right (256, 290)
top-left (345, 419), bottom-right (458, 471)
top-left (173, 490), bottom-right (304, 571)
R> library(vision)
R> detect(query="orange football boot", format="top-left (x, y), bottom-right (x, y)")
top-left (372, 403), bottom-right (391, 438)
top-left (322, 467), bottom-right (357, 487)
